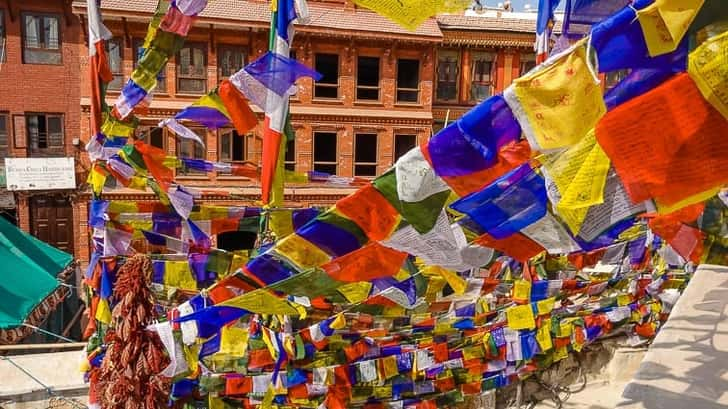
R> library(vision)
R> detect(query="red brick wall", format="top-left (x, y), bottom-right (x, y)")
top-left (0, 0), bottom-right (81, 158)
top-left (0, 0), bottom-right (82, 241)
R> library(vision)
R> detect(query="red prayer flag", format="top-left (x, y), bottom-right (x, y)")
top-left (596, 73), bottom-right (728, 206)
top-left (323, 242), bottom-right (408, 283)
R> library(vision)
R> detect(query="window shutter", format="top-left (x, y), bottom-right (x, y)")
top-left (12, 115), bottom-right (25, 149)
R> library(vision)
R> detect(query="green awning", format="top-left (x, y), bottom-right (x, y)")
top-left (0, 216), bottom-right (73, 330)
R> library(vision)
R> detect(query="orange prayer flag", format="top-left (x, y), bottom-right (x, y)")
top-left (211, 217), bottom-right (241, 235)
top-left (473, 233), bottom-right (544, 262)
top-left (135, 140), bottom-right (174, 192)
top-left (323, 242), bottom-right (408, 283)
top-left (219, 79), bottom-right (258, 135)
top-left (335, 184), bottom-right (400, 241)
top-left (595, 73), bottom-right (728, 206)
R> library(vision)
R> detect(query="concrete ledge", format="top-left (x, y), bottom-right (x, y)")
top-left (617, 264), bottom-right (728, 409)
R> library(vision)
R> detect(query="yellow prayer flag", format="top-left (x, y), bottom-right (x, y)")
top-left (330, 313), bottom-right (347, 330)
top-left (183, 343), bottom-right (200, 375)
top-left (374, 385), bottom-right (393, 399)
top-left (638, 0), bottom-right (705, 57)
top-left (351, 0), bottom-right (470, 31)
top-left (164, 261), bottom-right (197, 290)
top-left (506, 304), bottom-right (536, 330)
top-left (124, 176), bottom-right (145, 190)
top-left (95, 298), bottom-right (112, 324)
top-left (462, 345), bottom-right (485, 361)
top-left (689, 31), bottom-right (728, 120)
top-left (393, 268), bottom-right (411, 282)
top-left (381, 355), bottom-right (399, 380)
top-left (338, 282), bottom-right (372, 303)
top-left (559, 320), bottom-right (574, 337)
top-left (269, 209), bottom-right (294, 239)
top-left (275, 233), bottom-right (331, 270)
top-left (220, 289), bottom-right (301, 316)
top-left (536, 297), bottom-right (556, 316)
top-left (209, 396), bottom-right (225, 409)
top-left (536, 320), bottom-right (553, 352)
top-left (542, 129), bottom-right (610, 234)
top-left (88, 167), bottom-right (107, 197)
top-left (506, 40), bottom-right (606, 152)
top-left (513, 280), bottom-right (531, 302)
top-left (261, 385), bottom-right (275, 409)
top-left (261, 327), bottom-right (279, 362)
top-left (617, 294), bottom-right (632, 307)
top-left (423, 265), bottom-right (467, 295)
top-left (383, 306), bottom-right (406, 317)
top-left (219, 326), bottom-right (248, 357)
top-left (553, 346), bottom-right (569, 362)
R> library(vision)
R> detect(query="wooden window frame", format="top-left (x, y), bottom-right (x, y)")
top-left (519, 53), bottom-right (537, 77)
top-left (137, 126), bottom-right (166, 151)
top-left (175, 127), bottom-right (207, 176)
top-left (217, 44), bottom-right (247, 80)
top-left (313, 53), bottom-right (339, 100)
top-left (356, 56), bottom-right (381, 101)
top-left (106, 37), bottom-right (125, 91)
top-left (26, 113), bottom-right (64, 156)
top-left (354, 133), bottom-right (378, 177)
top-left (0, 112), bottom-right (9, 157)
top-left (218, 128), bottom-right (251, 175)
top-left (312, 131), bottom-right (338, 175)
top-left (21, 12), bottom-right (62, 65)
top-left (0, 10), bottom-right (6, 63)
top-left (396, 58), bottom-right (420, 104)
top-left (470, 51), bottom-right (495, 103)
top-left (176, 42), bottom-right (208, 95)
top-left (393, 133), bottom-right (417, 163)
top-left (436, 50), bottom-right (459, 102)
top-left (284, 138), bottom-right (296, 172)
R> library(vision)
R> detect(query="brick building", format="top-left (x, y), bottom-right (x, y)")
top-left (66, 0), bottom-right (541, 265)
top-left (0, 0), bottom-right (82, 256)
top-left (433, 9), bottom-right (545, 130)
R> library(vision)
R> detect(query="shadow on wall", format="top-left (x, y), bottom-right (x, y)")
top-left (617, 272), bottom-right (728, 409)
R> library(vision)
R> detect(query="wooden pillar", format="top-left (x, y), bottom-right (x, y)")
top-left (502, 50), bottom-right (514, 88)
top-left (511, 51), bottom-right (522, 81)
top-left (495, 50), bottom-right (506, 94)
top-left (459, 48), bottom-right (471, 104)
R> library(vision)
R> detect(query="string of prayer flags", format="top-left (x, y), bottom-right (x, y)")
top-left (86, 0), bottom-right (113, 137)
top-left (637, 0), bottom-right (705, 57)
top-left (595, 73), bottom-right (728, 207)
top-left (451, 164), bottom-right (547, 240)
top-left (114, 0), bottom-right (206, 118)
top-left (504, 41), bottom-right (605, 152)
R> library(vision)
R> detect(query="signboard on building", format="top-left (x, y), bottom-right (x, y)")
top-left (4, 158), bottom-right (76, 191)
